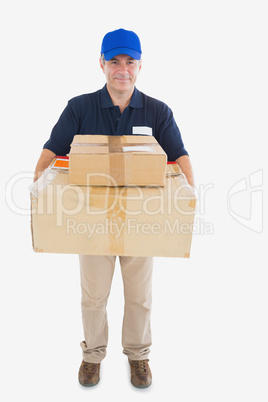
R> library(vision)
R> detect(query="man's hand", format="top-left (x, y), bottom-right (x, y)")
top-left (176, 155), bottom-right (194, 188)
top-left (34, 149), bottom-right (56, 182)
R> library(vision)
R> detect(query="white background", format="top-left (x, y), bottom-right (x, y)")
top-left (1, 0), bottom-right (267, 401)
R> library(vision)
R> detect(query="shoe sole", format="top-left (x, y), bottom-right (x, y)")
top-left (79, 379), bottom-right (100, 387)
top-left (131, 381), bottom-right (152, 389)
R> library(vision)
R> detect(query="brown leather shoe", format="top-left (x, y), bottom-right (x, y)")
top-left (128, 359), bottom-right (152, 388)
top-left (78, 360), bottom-right (100, 387)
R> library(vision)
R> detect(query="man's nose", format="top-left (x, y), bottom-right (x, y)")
top-left (119, 62), bottom-right (128, 73)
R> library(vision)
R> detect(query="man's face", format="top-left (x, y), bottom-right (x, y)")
top-left (100, 54), bottom-right (142, 94)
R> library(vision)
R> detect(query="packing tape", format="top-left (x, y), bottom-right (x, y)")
top-left (107, 186), bottom-right (127, 255)
top-left (87, 178), bottom-right (126, 254)
top-left (108, 136), bottom-right (126, 185)
top-left (29, 167), bottom-right (62, 198)
top-left (71, 142), bottom-right (158, 152)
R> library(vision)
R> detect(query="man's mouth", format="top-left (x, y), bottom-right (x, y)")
top-left (114, 75), bottom-right (131, 81)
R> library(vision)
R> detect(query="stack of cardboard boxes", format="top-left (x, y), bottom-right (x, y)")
top-left (30, 135), bottom-right (196, 257)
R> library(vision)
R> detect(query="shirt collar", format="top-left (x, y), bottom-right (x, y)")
top-left (100, 84), bottom-right (143, 109)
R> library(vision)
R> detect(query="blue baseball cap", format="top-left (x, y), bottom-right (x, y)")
top-left (101, 28), bottom-right (142, 61)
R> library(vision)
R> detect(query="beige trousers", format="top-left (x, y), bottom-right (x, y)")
top-left (79, 255), bottom-right (153, 363)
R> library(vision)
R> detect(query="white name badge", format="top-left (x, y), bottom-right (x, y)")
top-left (132, 126), bottom-right (153, 136)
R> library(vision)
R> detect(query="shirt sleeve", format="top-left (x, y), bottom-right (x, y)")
top-left (155, 103), bottom-right (188, 161)
top-left (43, 100), bottom-right (80, 156)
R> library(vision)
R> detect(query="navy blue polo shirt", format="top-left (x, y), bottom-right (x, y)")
top-left (44, 85), bottom-right (188, 161)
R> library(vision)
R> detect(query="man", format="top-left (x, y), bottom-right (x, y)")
top-left (34, 28), bottom-right (194, 389)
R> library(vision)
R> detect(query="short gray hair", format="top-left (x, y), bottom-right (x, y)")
top-left (100, 54), bottom-right (106, 65)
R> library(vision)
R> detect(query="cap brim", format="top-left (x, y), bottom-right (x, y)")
top-left (104, 47), bottom-right (142, 61)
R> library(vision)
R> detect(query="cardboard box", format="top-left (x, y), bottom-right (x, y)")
top-left (69, 135), bottom-right (167, 187)
top-left (30, 162), bottom-right (196, 258)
